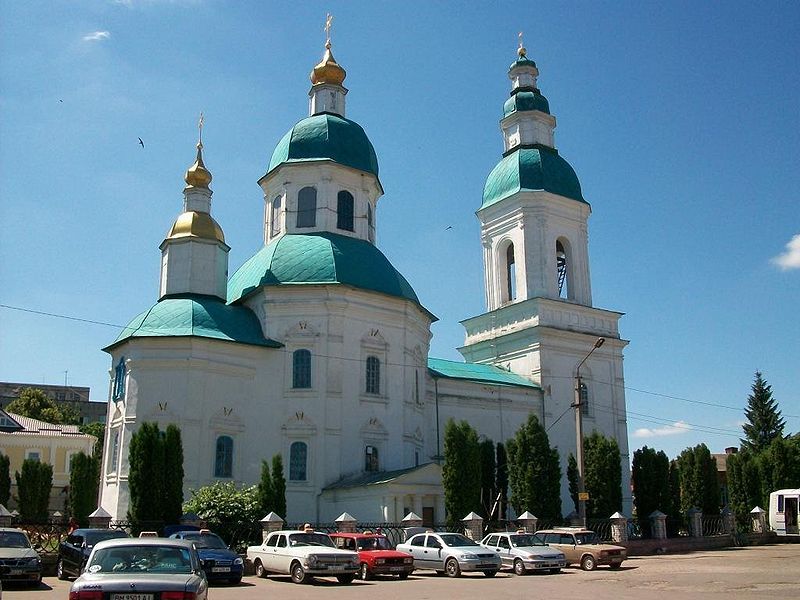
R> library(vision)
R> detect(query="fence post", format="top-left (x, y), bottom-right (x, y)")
top-left (750, 506), bottom-right (766, 533)
top-left (0, 504), bottom-right (12, 527)
top-left (335, 512), bottom-right (358, 533)
top-left (260, 512), bottom-right (284, 542)
top-left (88, 507), bottom-right (112, 529)
top-left (516, 511), bottom-right (538, 533)
top-left (721, 507), bottom-right (735, 535)
top-left (687, 507), bottom-right (703, 537)
top-left (461, 511), bottom-right (484, 541)
top-left (649, 510), bottom-right (667, 540)
top-left (609, 512), bottom-right (628, 543)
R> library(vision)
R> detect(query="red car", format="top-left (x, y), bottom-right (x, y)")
top-left (329, 533), bottom-right (414, 580)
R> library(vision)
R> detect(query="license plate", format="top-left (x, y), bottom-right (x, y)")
top-left (211, 566), bottom-right (230, 572)
top-left (9, 569), bottom-right (23, 575)
top-left (479, 563), bottom-right (496, 568)
top-left (111, 595), bottom-right (153, 600)
top-left (389, 566), bottom-right (405, 571)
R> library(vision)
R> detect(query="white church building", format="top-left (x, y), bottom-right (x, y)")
top-left (98, 37), bottom-right (631, 524)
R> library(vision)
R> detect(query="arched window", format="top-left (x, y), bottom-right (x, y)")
top-left (289, 441), bottom-right (307, 481)
top-left (365, 445), bottom-right (379, 472)
top-left (112, 356), bottom-right (126, 401)
top-left (579, 382), bottom-right (590, 417)
top-left (271, 195), bottom-right (282, 235)
top-left (293, 349), bottom-right (312, 389)
top-left (337, 190), bottom-right (354, 231)
top-left (366, 356), bottom-right (380, 395)
top-left (556, 240), bottom-right (569, 298)
top-left (505, 243), bottom-right (517, 302)
top-left (367, 204), bottom-right (374, 242)
top-left (297, 187), bottom-right (317, 228)
top-left (215, 435), bottom-right (233, 478)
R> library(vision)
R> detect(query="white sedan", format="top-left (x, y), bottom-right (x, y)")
top-left (396, 532), bottom-right (501, 577)
top-left (246, 529), bottom-right (359, 584)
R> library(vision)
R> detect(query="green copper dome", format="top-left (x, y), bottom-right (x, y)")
top-left (228, 233), bottom-right (434, 318)
top-left (104, 294), bottom-right (281, 351)
top-left (510, 56), bottom-right (537, 71)
top-left (481, 146), bottom-right (586, 209)
top-left (503, 90), bottom-right (550, 117)
top-left (266, 113), bottom-right (380, 182)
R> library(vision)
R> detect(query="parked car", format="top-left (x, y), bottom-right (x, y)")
top-left (0, 528), bottom-right (41, 587)
top-left (330, 532), bottom-right (414, 580)
top-left (536, 528), bottom-right (626, 571)
top-left (169, 529), bottom-right (244, 585)
top-left (247, 529), bottom-right (359, 584)
top-left (396, 532), bottom-right (501, 578)
top-left (68, 537), bottom-right (209, 599)
top-left (57, 527), bottom-right (129, 580)
top-left (480, 531), bottom-right (566, 575)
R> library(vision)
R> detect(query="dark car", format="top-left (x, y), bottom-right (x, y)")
top-left (169, 529), bottom-right (243, 584)
top-left (57, 528), bottom-right (129, 580)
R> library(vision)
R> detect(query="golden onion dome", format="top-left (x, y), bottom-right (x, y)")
top-left (310, 41), bottom-right (346, 86)
top-left (184, 142), bottom-right (212, 189)
top-left (166, 211), bottom-right (225, 243)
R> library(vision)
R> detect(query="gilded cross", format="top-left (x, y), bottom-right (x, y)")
top-left (198, 112), bottom-right (204, 144)
top-left (325, 13), bottom-right (333, 44)
top-left (518, 31), bottom-right (524, 51)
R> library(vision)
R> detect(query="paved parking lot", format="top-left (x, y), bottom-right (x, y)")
top-left (4, 544), bottom-right (798, 600)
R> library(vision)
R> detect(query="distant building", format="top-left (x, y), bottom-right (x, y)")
top-left (712, 446), bottom-right (738, 507)
top-left (0, 409), bottom-right (97, 515)
top-left (0, 382), bottom-right (106, 425)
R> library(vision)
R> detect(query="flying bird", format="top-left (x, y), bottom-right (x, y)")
top-left (445, 225), bottom-right (453, 230)
top-left (138, 137), bottom-right (145, 148)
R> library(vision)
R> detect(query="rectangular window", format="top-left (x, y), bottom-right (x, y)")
top-left (26, 451), bottom-right (41, 462)
top-left (778, 495), bottom-right (784, 513)
top-left (293, 349), bottom-right (312, 389)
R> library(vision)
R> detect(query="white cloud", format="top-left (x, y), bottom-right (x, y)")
top-left (632, 421), bottom-right (692, 438)
top-left (771, 234), bottom-right (800, 270)
top-left (83, 31), bottom-right (111, 42)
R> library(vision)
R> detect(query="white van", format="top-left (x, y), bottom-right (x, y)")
top-left (769, 489), bottom-right (800, 536)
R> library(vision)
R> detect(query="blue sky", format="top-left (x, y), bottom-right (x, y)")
top-left (1, 1), bottom-right (798, 460)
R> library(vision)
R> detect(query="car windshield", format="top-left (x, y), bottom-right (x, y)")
top-left (87, 545), bottom-right (193, 574)
top-left (510, 534), bottom-right (545, 547)
top-left (357, 536), bottom-right (392, 551)
top-left (0, 531), bottom-right (31, 548)
top-left (574, 532), bottom-right (600, 545)
top-left (85, 530), bottom-right (128, 547)
top-left (179, 533), bottom-right (227, 549)
top-left (288, 533), bottom-right (335, 548)
top-left (439, 534), bottom-right (478, 547)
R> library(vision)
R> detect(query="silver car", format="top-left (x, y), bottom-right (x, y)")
top-left (69, 537), bottom-right (208, 600)
top-left (0, 528), bottom-right (41, 587)
top-left (396, 532), bottom-right (501, 577)
top-left (480, 531), bottom-right (566, 575)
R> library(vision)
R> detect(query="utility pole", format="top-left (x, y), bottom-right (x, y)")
top-left (573, 337), bottom-right (605, 528)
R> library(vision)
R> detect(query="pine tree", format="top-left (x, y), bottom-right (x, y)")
top-left (0, 454), bottom-right (10, 507)
top-left (271, 454), bottom-right (287, 519)
top-left (127, 422), bottom-right (165, 532)
top-left (495, 442), bottom-right (508, 521)
top-left (15, 459), bottom-right (53, 521)
top-left (68, 452), bottom-right (99, 524)
top-left (257, 460), bottom-right (274, 517)
top-left (479, 438), bottom-right (496, 518)
top-left (741, 371), bottom-right (785, 452)
top-left (506, 414), bottom-right (562, 520)
top-left (162, 424), bottom-right (185, 525)
top-left (442, 419), bottom-right (481, 525)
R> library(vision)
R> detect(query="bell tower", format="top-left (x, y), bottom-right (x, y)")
top-left (459, 41), bottom-right (632, 516)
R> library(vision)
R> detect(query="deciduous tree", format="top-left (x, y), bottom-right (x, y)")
top-left (506, 414), bottom-right (562, 520)
top-left (6, 387), bottom-right (78, 425)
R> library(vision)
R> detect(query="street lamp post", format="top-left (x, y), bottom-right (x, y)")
top-left (573, 337), bottom-right (605, 528)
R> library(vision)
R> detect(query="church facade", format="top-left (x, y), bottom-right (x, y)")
top-left (98, 37), bottom-right (631, 524)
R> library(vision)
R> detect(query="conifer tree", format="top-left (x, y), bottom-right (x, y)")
top-left (257, 460), bottom-right (274, 517)
top-left (442, 419), bottom-right (481, 525)
top-left (741, 371), bottom-right (785, 452)
top-left (0, 454), bottom-right (10, 507)
top-left (271, 454), bottom-right (287, 519)
top-left (162, 424), bottom-right (185, 525)
top-left (495, 442), bottom-right (509, 520)
top-left (127, 422), bottom-right (165, 532)
top-left (676, 444), bottom-right (719, 515)
top-left (479, 438), bottom-right (496, 518)
top-left (68, 452), bottom-right (99, 524)
top-left (506, 414), bottom-right (561, 520)
top-left (583, 431), bottom-right (623, 518)
top-left (15, 459), bottom-right (53, 521)
top-left (567, 454), bottom-right (579, 514)
top-left (631, 446), bottom-right (670, 532)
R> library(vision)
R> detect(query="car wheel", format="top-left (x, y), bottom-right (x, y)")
top-left (445, 558), bottom-right (461, 578)
top-left (291, 562), bottom-right (310, 584)
top-left (57, 559), bottom-right (68, 580)
top-left (580, 554), bottom-right (596, 571)
top-left (610, 562), bottom-right (622, 570)
top-left (337, 574), bottom-right (355, 584)
top-left (254, 560), bottom-right (266, 578)
top-left (483, 570), bottom-right (497, 577)
top-left (513, 558), bottom-right (526, 576)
